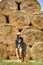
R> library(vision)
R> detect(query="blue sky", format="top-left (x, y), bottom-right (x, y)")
top-left (37, 0), bottom-right (43, 11)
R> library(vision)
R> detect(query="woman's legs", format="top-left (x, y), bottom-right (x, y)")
top-left (19, 47), bottom-right (22, 59)
top-left (16, 48), bottom-right (19, 60)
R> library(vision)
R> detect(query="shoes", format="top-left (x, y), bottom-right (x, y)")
top-left (19, 59), bottom-right (23, 62)
top-left (15, 59), bottom-right (23, 62)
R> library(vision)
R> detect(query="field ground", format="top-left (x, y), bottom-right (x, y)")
top-left (0, 58), bottom-right (43, 65)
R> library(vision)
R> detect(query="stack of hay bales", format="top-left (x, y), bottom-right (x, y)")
top-left (0, 0), bottom-right (43, 60)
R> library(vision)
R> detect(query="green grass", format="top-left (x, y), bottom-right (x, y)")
top-left (0, 61), bottom-right (43, 65)
top-left (0, 58), bottom-right (43, 65)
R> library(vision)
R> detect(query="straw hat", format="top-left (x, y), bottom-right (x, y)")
top-left (17, 32), bottom-right (21, 35)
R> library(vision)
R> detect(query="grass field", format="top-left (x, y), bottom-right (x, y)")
top-left (0, 58), bottom-right (43, 65)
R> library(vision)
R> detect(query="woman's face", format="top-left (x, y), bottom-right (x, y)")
top-left (17, 35), bottom-right (20, 37)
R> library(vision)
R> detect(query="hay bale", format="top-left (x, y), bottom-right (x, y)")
top-left (9, 10), bottom-right (30, 29)
top-left (20, 0), bottom-right (40, 14)
top-left (31, 42), bottom-right (43, 59)
top-left (21, 26), bottom-right (43, 46)
top-left (0, 43), bottom-right (16, 59)
top-left (0, 0), bottom-right (17, 16)
top-left (0, 24), bottom-right (18, 44)
top-left (2, 44), bottom-right (15, 59)
top-left (31, 11), bottom-right (43, 29)
top-left (0, 14), bottom-right (6, 25)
